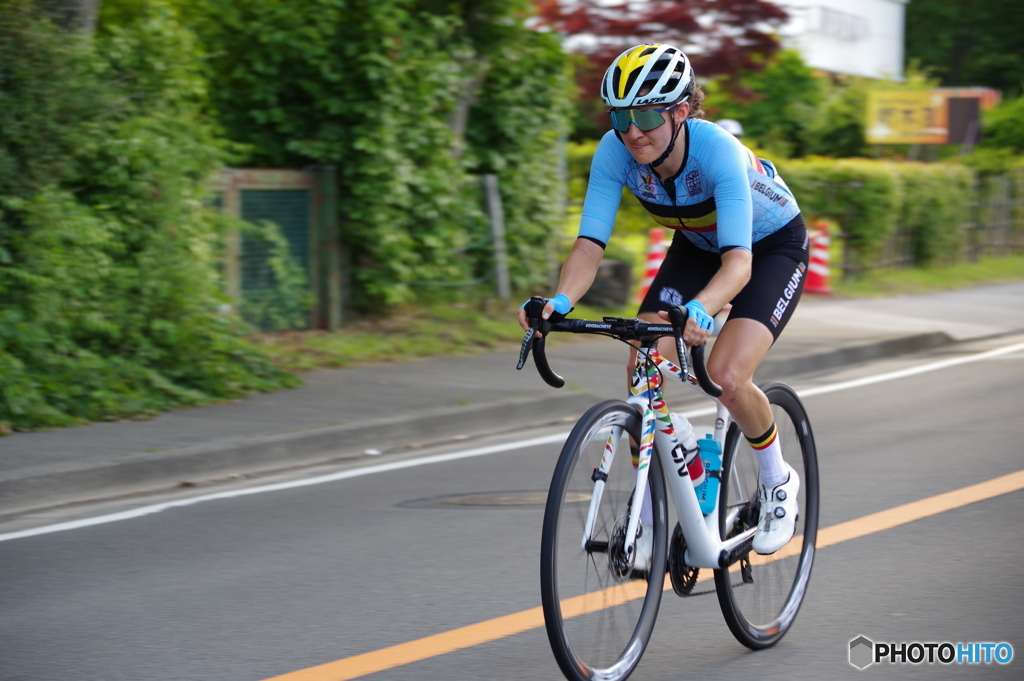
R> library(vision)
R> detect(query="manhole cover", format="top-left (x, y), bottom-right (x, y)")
top-left (438, 492), bottom-right (591, 506)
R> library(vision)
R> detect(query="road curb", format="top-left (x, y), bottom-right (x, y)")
top-left (0, 392), bottom-right (597, 516)
top-left (756, 331), bottom-right (954, 381)
top-left (0, 331), bottom-right (958, 515)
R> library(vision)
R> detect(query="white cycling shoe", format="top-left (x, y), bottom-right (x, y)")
top-left (632, 524), bottom-right (654, 572)
top-left (753, 464), bottom-right (800, 556)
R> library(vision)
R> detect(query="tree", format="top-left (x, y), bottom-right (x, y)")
top-left (905, 0), bottom-right (1024, 97)
top-left (536, 0), bottom-right (790, 135)
top-left (35, 0), bottom-right (100, 32)
top-left (177, 0), bottom-right (571, 306)
top-left (703, 49), bottom-right (823, 158)
top-left (980, 96), bottom-right (1024, 152)
top-left (801, 67), bottom-right (943, 160)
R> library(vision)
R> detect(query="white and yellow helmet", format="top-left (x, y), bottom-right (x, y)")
top-left (601, 44), bottom-right (695, 108)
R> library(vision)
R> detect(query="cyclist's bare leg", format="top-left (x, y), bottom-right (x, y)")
top-left (706, 318), bottom-right (794, 492)
top-left (703, 318), bottom-right (774, 436)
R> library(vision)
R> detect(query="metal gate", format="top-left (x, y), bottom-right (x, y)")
top-left (215, 168), bottom-right (346, 330)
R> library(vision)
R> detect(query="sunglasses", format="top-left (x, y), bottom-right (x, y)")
top-left (609, 101), bottom-right (682, 133)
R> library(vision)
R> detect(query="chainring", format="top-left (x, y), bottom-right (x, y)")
top-left (608, 514), bottom-right (634, 581)
top-left (667, 522), bottom-right (701, 596)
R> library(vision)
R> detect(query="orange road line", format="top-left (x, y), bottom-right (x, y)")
top-left (816, 469), bottom-right (1024, 549)
top-left (262, 469), bottom-right (1024, 681)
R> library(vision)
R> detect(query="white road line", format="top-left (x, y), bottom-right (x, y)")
top-left (796, 340), bottom-right (1024, 398)
top-left (4, 339), bottom-right (1023, 543)
top-left (0, 433), bottom-right (570, 543)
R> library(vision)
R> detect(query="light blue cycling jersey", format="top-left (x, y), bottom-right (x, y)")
top-left (578, 118), bottom-right (801, 254)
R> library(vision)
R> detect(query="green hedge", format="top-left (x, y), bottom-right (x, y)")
top-left (465, 28), bottom-right (574, 292)
top-left (779, 159), bottom-right (900, 266)
top-left (972, 168), bottom-right (1024, 254)
top-left (899, 164), bottom-right (972, 265)
top-left (566, 142), bottom-right (980, 270)
top-left (780, 159), bottom-right (974, 267)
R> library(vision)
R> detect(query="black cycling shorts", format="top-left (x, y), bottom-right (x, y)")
top-left (638, 215), bottom-right (810, 342)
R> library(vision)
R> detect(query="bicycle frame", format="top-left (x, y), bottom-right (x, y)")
top-left (581, 340), bottom-right (758, 570)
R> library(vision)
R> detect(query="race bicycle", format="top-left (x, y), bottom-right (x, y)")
top-left (517, 297), bottom-right (819, 681)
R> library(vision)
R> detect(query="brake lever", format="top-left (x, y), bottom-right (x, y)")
top-left (516, 324), bottom-right (535, 370)
top-left (668, 305), bottom-right (723, 397)
top-left (516, 297), bottom-right (548, 371)
top-left (668, 305), bottom-right (690, 378)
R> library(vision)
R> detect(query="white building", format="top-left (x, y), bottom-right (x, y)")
top-left (771, 0), bottom-right (907, 80)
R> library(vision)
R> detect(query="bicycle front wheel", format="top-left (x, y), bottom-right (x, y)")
top-left (714, 382), bottom-right (819, 649)
top-left (540, 400), bottom-right (668, 681)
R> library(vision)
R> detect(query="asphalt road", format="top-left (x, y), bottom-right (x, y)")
top-left (2, 335), bottom-right (1023, 681)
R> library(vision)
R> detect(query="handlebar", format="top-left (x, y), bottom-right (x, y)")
top-left (516, 297), bottom-right (566, 388)
top-left (516, 296), bottom-right (723, 398)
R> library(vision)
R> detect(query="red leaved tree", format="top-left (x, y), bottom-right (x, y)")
top-left (536, 0), bottom-right (789, 127)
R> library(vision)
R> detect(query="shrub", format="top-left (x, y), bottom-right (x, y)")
top-left (0, 1), bottom-right (294, 429)
top-left (465, 27), bottom-right (574, 291)
top-left (237, 220), bottom-right (313, 332)
top-left (782, 159), bottom-right (975, 267)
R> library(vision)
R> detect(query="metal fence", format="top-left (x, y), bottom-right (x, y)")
top-left (819, 174), bottom-right (1024, 280)
top-left (966, 174), bottom-right (1024, 260)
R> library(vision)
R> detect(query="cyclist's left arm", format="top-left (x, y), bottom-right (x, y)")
top-left (678, 133), bottom-right (754, 345)
top-left (670, 249), bottom-right (751, 345)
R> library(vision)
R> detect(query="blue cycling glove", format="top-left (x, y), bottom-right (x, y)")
top-left (685, 300), bottom-right (714, 332)
top-left (521, 294), bottom-right (572, 318)
top-left (548, 294), bottom-right (572, 316)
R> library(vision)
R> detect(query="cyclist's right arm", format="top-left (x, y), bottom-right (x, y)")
top-left (519, 136), bottom-right (624, 330)
top-left (577, 132), bottom-right (625, 249)
top-left (517, 238), bottom-right (605, 331)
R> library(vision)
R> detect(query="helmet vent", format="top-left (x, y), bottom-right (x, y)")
top-left (659, 78), bottom-right (680, 95)
top-left (622, 69), bottom-right (641, 99)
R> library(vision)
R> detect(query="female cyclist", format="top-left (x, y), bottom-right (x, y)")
top-left (518, 43), bottom-right (809, 557)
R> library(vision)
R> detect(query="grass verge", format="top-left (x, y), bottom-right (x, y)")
top-left (250, 301), bottom-right (633, 374)
top-left (252, 254), bottom-right (1024, 374)
top-left (831, 255), bottom-right (1024, 297)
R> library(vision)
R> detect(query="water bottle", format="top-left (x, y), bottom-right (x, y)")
top-left (669, 413), bottom-right (705, 488)
top-left (696, 434), bottom-right (722, 515)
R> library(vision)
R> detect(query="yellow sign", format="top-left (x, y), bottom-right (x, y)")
top-left (866, 91), bottom-right (948, 144)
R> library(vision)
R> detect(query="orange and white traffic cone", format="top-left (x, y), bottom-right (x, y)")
top-left (805, 219), bottom-right (834, 296)
top-left (637, 228), bottom-right (666, 303)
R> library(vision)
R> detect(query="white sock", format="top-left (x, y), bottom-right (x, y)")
top-left (747, 422), bottom-right (788, 488)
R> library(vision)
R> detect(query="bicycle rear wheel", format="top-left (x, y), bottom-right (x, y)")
top-left (714, 382), bottom-right (819, 649)
top-left (541, 400), bottom-right (668, 681)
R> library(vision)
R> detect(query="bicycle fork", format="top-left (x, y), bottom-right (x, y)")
top-left (578, 412), bottom-right (655, 567)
